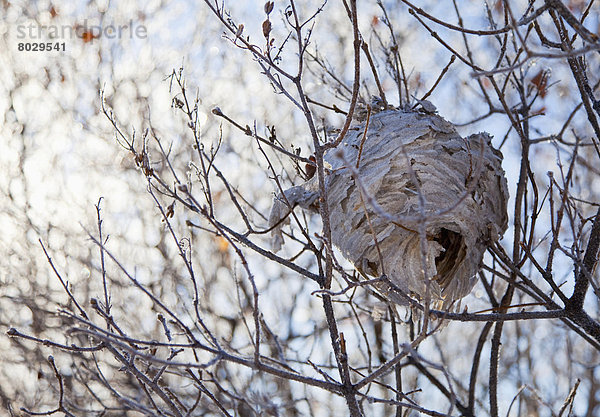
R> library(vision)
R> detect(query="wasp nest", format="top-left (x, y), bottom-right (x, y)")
top-left (269, 109), bottom-right (508, 307)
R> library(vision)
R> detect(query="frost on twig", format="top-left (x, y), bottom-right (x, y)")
top-left (269, 109), bottom-right (508, 308)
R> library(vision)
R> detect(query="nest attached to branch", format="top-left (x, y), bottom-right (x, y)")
top-left (269, 109), bottom-right (508, 308)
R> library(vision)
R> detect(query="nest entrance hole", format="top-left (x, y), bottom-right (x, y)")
top-left (433, 228), bottom-right (466, 289)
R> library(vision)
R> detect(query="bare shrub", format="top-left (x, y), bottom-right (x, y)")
top-left (3, 1), bottom-right (600, 416)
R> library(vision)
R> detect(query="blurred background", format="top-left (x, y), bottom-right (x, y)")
top-left (1, 1), bottom-right (600, 416)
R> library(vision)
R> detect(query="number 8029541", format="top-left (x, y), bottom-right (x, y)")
top-left (17, 42), bottom-right (66, 51)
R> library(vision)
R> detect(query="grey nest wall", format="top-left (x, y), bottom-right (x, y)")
top-left (270, 109), bottom-right (508, 308)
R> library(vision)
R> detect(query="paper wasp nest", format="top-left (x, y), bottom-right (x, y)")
top-left (269, 109), bottom-right (508, 307)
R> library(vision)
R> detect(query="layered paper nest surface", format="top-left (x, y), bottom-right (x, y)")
top-left (269, 109), bottom-right (508, 307)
